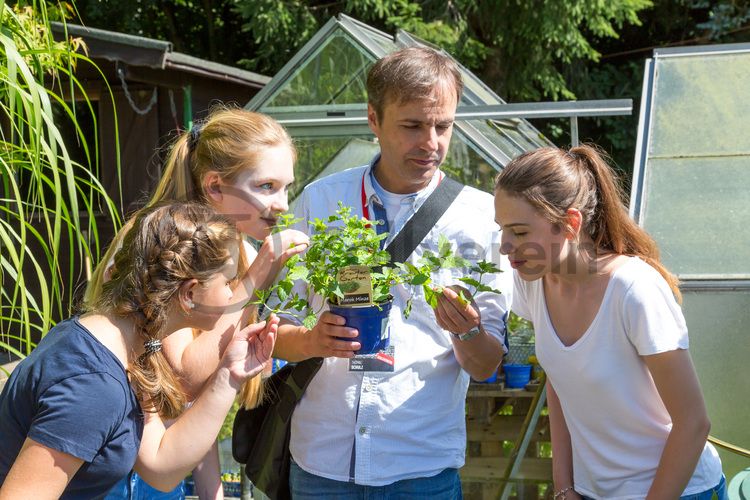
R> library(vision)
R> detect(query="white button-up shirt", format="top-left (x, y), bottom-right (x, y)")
top-left (288, 158), bottom-right (512, 485)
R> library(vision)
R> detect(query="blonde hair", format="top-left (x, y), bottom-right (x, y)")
top-left (495, 144), bottom-right (681, 301)
top-left (93, 202), bottom-right (239, 419)
top-left (86, 107), bottom-right (290, 409)
top-left (151, 106), bottom-right (295, 203)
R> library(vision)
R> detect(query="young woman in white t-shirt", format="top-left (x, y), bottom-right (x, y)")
top-left (494, 145), bottom-right (724, 500)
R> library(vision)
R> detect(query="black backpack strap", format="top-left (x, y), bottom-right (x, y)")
top-left (277, 357), bottom-right (323, 423)
top-left (385, 176), bottom-right (464, 263)
top-left (287, 357), bottom-right (323, 397)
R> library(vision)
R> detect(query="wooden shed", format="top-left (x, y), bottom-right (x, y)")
top-left (51, 22), bottom-right (270, 216)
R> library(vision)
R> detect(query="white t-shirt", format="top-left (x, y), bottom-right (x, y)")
top-left (513, 257), bottom-right (722, 499)
top-left (370, 172), bottom-right (416, 233)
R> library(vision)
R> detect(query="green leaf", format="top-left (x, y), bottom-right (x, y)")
top-left (410, 273), bottom-right (430, 285)
top-left (286, 265), bottom-right (309, 281)
top-left (403, 298), bottom-right (413, 319)
top-left (424, 286), bottom-right (439, 309)
top-left (476, 284), bottom-right (501, 294)
top-left (303, 313), bottom-right (318, 330)
top-left (456, 291), bottom-right (470, 308)
top-left (458, 276), bottom-right (482, 288)
top-left (476, 261), bottom-right (502, 274)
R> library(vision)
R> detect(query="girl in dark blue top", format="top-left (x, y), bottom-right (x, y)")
top-left (0, 202), bottom-right (278, 499)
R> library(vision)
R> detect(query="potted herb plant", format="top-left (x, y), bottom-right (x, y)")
top-left (255, 204), bottom-right (502, 354)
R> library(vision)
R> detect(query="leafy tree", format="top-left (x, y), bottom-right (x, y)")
top-left (232, 0), bottom-right (652, 102)
top-left (73, 0), bottom-right (248, 64)
top-left (71, 0), bottom-right (750, 175)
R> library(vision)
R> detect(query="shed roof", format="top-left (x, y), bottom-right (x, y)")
top-left (51, 22), bottom-right (270, 88)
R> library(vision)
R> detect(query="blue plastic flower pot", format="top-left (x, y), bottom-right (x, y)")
top-left (503, 363), bottom-right (532, 388)
top-left (329, 300), bottom-right (392, 354)
top-left (477, 369), bottom-right (498, 383)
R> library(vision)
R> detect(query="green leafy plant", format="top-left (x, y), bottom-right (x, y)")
top-left (1, 2), bottom-right (120, 362)
top-left (255, 203), bottom-right (502, 329)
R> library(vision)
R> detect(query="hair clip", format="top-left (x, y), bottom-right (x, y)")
top-left (143, 339), bottom-right (162, 355)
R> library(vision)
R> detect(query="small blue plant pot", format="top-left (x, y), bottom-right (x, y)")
top-left (503, 363), bottom-right (532, 389)
top-left (476, 369), bottom-right (498, 383)
top-left (329, 300), bottom-right (392, 354)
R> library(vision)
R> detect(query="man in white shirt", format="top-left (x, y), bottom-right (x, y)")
top-left (274, 46), bottom-right (512, 498)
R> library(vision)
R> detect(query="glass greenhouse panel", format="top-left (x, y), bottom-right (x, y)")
top-left (641, 157), bottom-right (750, 278)
top-left (291, 134), bottom-right (500, 198)
top-left (260, 30), bottom-right (374, 112)
top-left (681, 289), bottom-right (750, 479)
top-left (649, 53), bottom-right (750, 158)
top-left (291, 135), bottom-right (377, 199)
top-left (342, 15), bottom-right (396, 55)
top-left (483, 119), bottom-right (548, 157)
top-left (442, 135), bottom-right (501, 193)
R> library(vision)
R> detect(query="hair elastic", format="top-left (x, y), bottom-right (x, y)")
top-left (143, 339), bottom-right (162, 355)
top-left (188, 123), bottom-right (203, 152)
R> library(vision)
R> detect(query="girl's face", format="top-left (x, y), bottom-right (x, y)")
top-left (494, 189), bottom-right (570, 281)
top-left (188, 241), bottom-right (240, 331)
top-left (207, 144), bottom-right (295, 240)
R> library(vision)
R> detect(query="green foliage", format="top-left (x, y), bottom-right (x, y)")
top-left (230, 0), bottom-right (651, 102)
top-left (452, 0), bottom-right (653, 101)
top-left (72, 0), bottom-right (750, 179)
top-left (256, 204), bottom-right (501, 327)
top-left (0, 2), bottom-right (119, 356)
top-left (73, 0), bottom-right (247, 64)
top-left (507, 311), bottom-right (532, 335)
top-left (219, 398), bottom-right (239, 442)
top-left (693, 0), bottom-right (750, 39)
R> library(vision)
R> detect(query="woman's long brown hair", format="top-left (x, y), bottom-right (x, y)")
top-left (495, 144), bottom-right (681, 301)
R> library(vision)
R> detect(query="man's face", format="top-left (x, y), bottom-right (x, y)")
top-left (368, 87), bottom-right (457, 194)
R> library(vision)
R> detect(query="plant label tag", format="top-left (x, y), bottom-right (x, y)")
top-left (349, 345), bottom-right (395, 372)
top-left (337, 265), bottom-right (373, 306)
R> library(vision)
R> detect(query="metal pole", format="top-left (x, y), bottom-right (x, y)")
top-left (570, 116), bottom-right (579, 147)
top-left (183, 84), bottom-right (193, 130)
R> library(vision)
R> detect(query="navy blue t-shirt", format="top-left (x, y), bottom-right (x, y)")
top-left (0, 317), bottom-right (143, 499)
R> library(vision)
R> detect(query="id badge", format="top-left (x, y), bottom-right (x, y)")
top-left (348, 345), bottom-right (395, 372)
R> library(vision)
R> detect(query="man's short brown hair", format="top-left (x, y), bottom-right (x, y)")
top-left (366, 46), bottom-right (463, 120)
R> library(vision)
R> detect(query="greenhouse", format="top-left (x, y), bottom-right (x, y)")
top-left (245, 14), bottom-right (553, 197)
top-left (630, 42), bottom-right (750, 481)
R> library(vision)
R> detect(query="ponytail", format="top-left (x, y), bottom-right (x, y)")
top-left (570, 145), bottom-right (681, 301)
top-left (496, 144), bottom-right (681, 302)
top-left (239, 373), bottom-right (265, 410)
top-left (150, 133), bottom-right (199, 204)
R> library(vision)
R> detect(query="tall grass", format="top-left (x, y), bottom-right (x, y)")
top-left (0, 1), bottom-right (120, 366)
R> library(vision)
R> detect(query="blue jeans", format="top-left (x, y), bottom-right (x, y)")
top-left (580, 475), bottom-right (727, 500)
top-left (104, 471), bottom-right (185, 500)
top-left (289, 460), bottom-right (463, 499)
top-left (680, 474), bottom-right (727, 500)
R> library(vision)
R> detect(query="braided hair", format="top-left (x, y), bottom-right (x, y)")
top-left (94, 202), bottom-right (239, 418)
